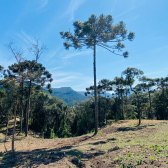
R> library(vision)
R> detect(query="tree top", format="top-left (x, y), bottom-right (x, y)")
top-left (60, 14), bottom-right (135, 57)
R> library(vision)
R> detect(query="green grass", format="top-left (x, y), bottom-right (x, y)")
top-left (18, 132), bottom-right (25, 136)
top-left (150, 156), bottom-right (155, 163)
top-left (1, 121), bottom-right (168, 167)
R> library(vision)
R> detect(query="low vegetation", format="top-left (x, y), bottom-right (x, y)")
top-left (1, 120), bottom-right (168, 167)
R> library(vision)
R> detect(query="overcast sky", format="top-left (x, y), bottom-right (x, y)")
top-left (0, 0), bottom-right (168, 91)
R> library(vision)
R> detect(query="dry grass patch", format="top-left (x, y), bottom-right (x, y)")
top-left (1, 120), bottom-right (168, 167)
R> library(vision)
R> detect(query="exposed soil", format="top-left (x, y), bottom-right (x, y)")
top-left (1, 120), bottom-right (168, 167)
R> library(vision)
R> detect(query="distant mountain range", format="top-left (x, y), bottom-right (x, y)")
top-left (43, 87), bottom-right (89, 107)
top-left (43, 88), bottom-right (113, 107)
top-left (1, 83), bottom-right (135, 107)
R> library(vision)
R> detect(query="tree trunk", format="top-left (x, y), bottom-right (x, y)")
top-left (25, 80), bottom-right (32, 137)
top-left (148, 87), bottom-right (152, 119)
top-left (20, 80), bottom-right (23, 133)
top-left (93, 40), bottom-right (98, 135)
top-left (5, 117), bottom-right (9, 141)
top-left (105, 92), bottom-right (106, 124)
top-left (56, 112), bottom-right (59, 135)
top-left (130, 86), bottom-right (141, 125)
top-left (12, 107), bottom-right (16, 152)
top-left (12, 81), bottom-right (23, 152)
top-left (137, 96), bottom-right (141, 125)
top-left (117, 89), bottom-right (120, 120)
top-left (0, 104), bottom-right (1, 124)
top-left (98, 92), bottom-right (100, 124)
top-left (25, 100), bottom-right (28, 137)
top-left (162, 87), bottom-right (166, 119)
top-left (12, 98), bottom-right (19, 152)
top-left (125, 88), bottom-right (128, 119)
top-left (121, 91), bottom-right (124, 120)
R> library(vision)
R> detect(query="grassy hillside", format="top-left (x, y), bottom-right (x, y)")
top-left (1, 120), bottom-right (168, 167)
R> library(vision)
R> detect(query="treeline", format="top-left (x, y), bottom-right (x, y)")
top-left (74, 67), bottom-right (168, 134)
top-left (1, 59), bottom-right (168, 141)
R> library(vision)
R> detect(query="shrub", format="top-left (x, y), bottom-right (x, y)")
top-left (50, 129), bottom-right (55, 139)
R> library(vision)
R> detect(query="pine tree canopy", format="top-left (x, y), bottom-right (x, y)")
top-left (60, 14), bottom-right (135, 57)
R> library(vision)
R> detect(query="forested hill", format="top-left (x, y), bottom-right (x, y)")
top-left (43, 87), bottom-right (88, 107)
top-left (44, 87), bottom-right (134, 106)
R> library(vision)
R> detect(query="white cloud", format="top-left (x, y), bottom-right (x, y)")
top-left (111, 0), bottom-right (117, 12)
top-left (52, 71), bottom-right (82, 78)
top-left (49, 67), bottom-right (63, 71)
top-left (52, 72), bottom-right (69, 77)
top-left (62, 50), bottom-right (92, 59)
top-left (21, 30), bottom-right (33, 43)
top-left (49, 69), bottom-right (93, 90)
top-left (144, 70), bottom-right (167, 77)
top-left (131, 14), bottom-right (140, 21)
top-left (46, 48), bottom-right (61, 59)
top-left (115, 7), bottom-right (137, 19)
top-left (15, 30), bottom-right (33, 46)
top-left (114, 2), bottom-right (144, 20)
top-left (51, 75), bottom-right (94, 91)
top-left (51, 76), bottom-right (78, 84)
top-left (41, 0), bottom-right (48, 8)
top-left (145, 45), bottom-right (168, 56)
top-left (63, 0), bottom-right (86, 21)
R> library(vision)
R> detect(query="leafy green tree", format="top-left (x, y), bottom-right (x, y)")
top-left (24, 61), bottom-right (53, 137)
top-left (8, 60), bottom-right (32, 133)
top-left (74, 98), bottom-right (95, 135)
top-left (110, 77), bottom-right (125, 120)
top-left (6, 42), bottom-right (30, 152)
top-left (140, 77), bottom-right (155, 119)
top-left (152, 89), bottom-right (165, 119)
top-left (30, 91), bottom-right (74, 138)
top-left (122, 67), bottom-right (144, 125)
top-left (43, 96), bottom-right (64, 137)
top-left (60, 14), bottom-right (135, 134)
top-left (133, 84), bottom-right (145, 124)
top-left (122, 79), bottom-right (131, 119)
top-left (85, 83), bottom-right (107, 126)
top-left (98, 79), bottom-right (111, 123)
top-left (0, 88), bottom-right (6, 124)
top-left (58, 114), bottom-right (71, 138)
top-left (154, 77), bottom-right (168, 119)
top-left (30, 90), bottom-right (50, 134)
top-left (9, 62), bottom-right (52, 137)
top-left (25, 40), bottom-right (49, 136)
top-left (0, 80), bottom-right (18, 141)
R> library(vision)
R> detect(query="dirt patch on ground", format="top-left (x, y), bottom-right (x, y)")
top-left (1, 120), bottom-right (168, 167)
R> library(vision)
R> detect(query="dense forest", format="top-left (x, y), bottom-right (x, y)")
top-left (1, 59), bottom-right (168, 139)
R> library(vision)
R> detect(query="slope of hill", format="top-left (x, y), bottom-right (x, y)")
top-left (1, 120), bottom-right (168, 167)
top-left (43, 87), bottom-right (88, 107)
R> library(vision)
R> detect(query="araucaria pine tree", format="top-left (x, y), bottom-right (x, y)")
top-left (60, 14), bottom-right (135, 135)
